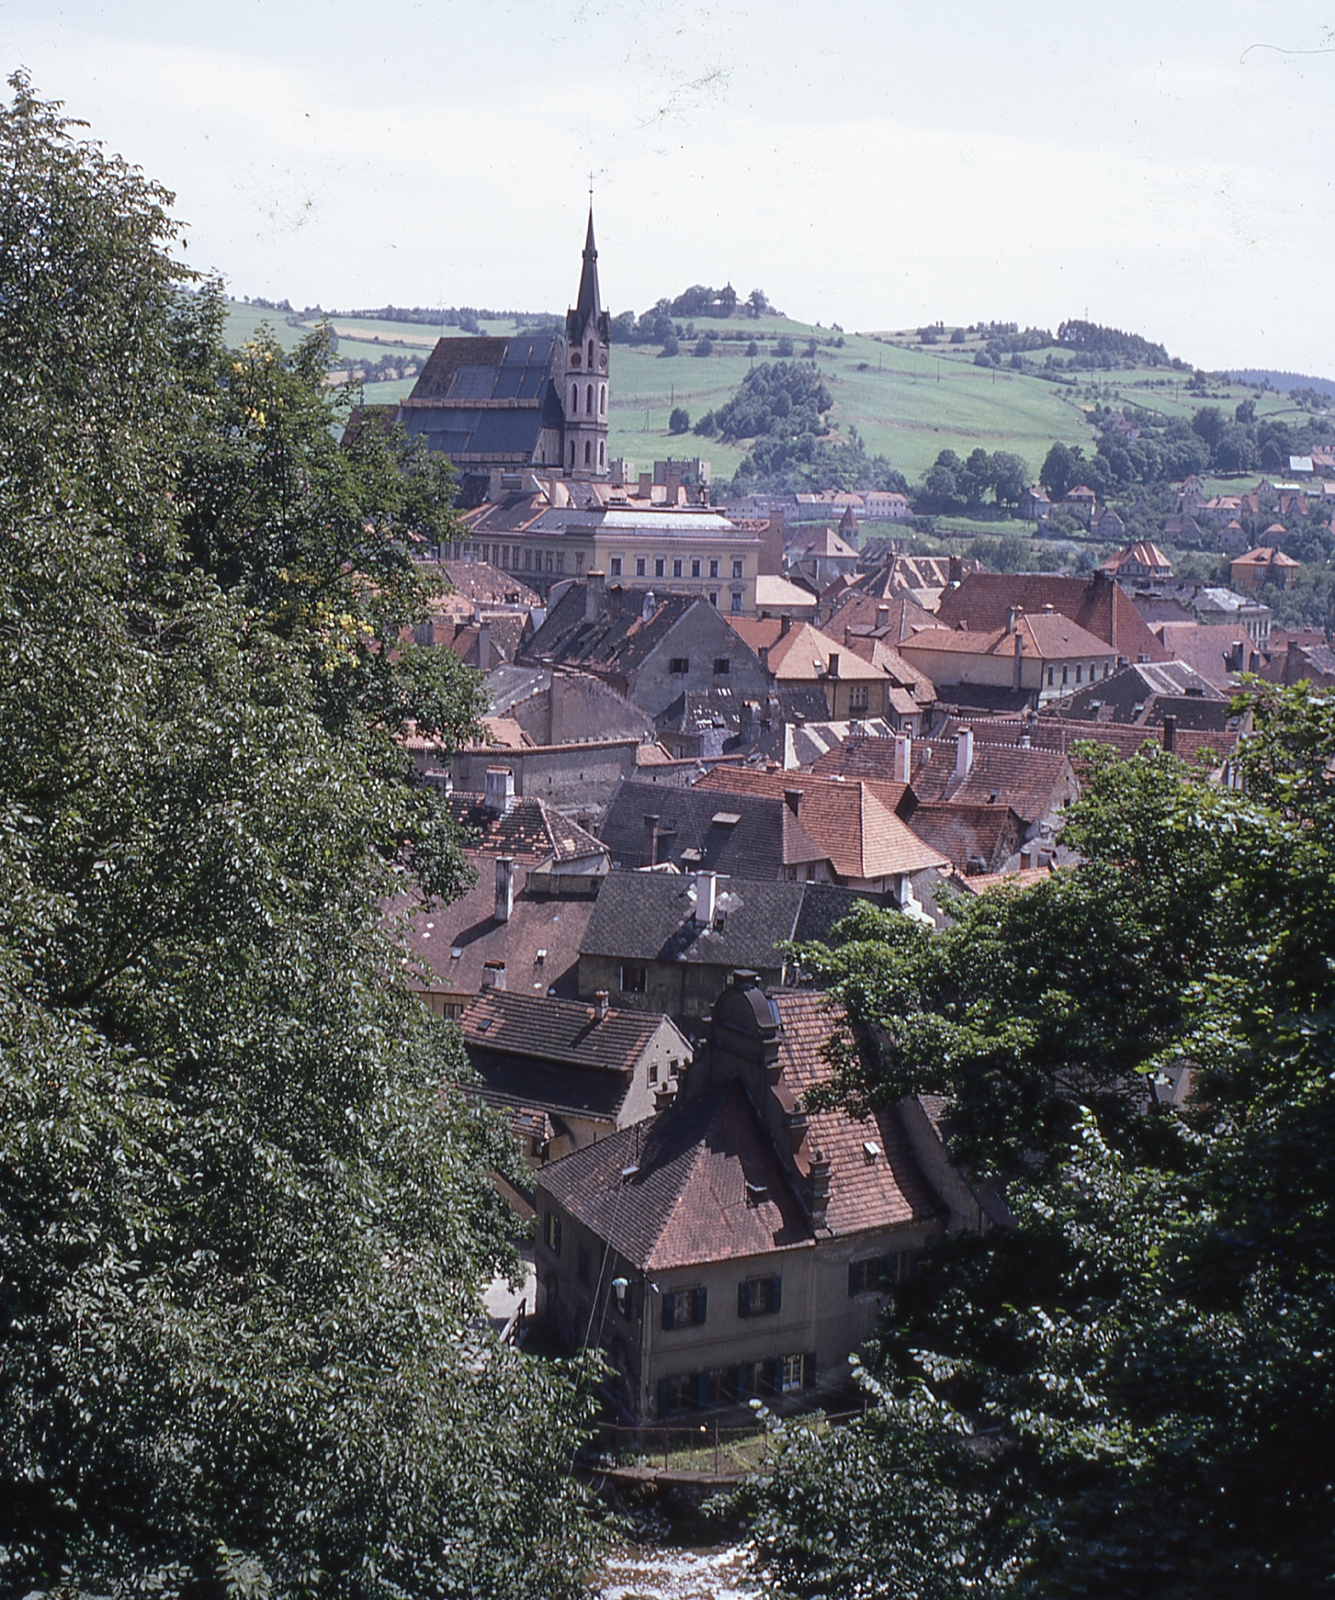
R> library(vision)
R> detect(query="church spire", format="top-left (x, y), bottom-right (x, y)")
top-left (574, 204), bottom-right (601, 326)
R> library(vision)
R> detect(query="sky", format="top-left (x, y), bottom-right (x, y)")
top-left (3, 1), bottom-right (1334, 375)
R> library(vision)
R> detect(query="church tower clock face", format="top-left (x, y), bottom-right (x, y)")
top-left (564, 204), bottom-right (611, 480)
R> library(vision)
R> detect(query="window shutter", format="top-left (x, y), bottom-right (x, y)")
top-left (770, 1276), bottom-right (782, 1314)
top-left (694, 1286), bottom-right (708, 1325)
top-left (848, 1260), bottom-right (860, 1298)
top-left (732, 1365), bottom-right (748, 1401)
top-left (696, 1371), bottom-right (711, 1407)
top-left (662, 1293), bottom-right (677, 1330)
top-left (737, 1281), bottom-right (751, 1318)
top-left (804, 1351), bottom-right (817, 1389)
top-left (657, 1378), bottom-right (671, 1418)
top-left (765, 1358), bottom-right (780, 1395)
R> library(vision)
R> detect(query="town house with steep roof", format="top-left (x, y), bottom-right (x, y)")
top-left (534, 977), bottom-right (991, 1422)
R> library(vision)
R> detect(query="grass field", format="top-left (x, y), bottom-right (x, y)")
top-left (223, 300), bottom-right (1318, 489)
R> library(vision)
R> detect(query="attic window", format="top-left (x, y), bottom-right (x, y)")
top-left (711, 812), bottom-right (741, 826)
top-left (745, 1181), bottom-right (769, 1205)
top-left (450, 946), bottom-right (463, 961)
top-left (477, 1018), bottom-right (493, 1032)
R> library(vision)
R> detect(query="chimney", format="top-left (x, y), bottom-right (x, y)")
top-left (484, 766), bottom-right (516, 815)
top-left (642, 590), bottom-right (656, 622)
top-left (694, 870), bottom-right (717, 926)
top-left (1162, 715), bottom-right (1177, 753)
top-left (876, 605), bottom-right (890, 630)
top-left (893, 733), bottom-right (912, 783)
top-left (784, 788), bottom-right (804, 816)
top-left (807, 1148), bottom-right (830, 1228)
top-left (585, 570), bottom-right (606, 622)
top-left (549, 669), bottom-right (565, 745)
top-left (779, 615), bottom-right (792, 637)
top-left (477, 620), bottom-right (492, 671)
top-left (1005, 605), bottom-right (1021, 633)
top-left (594, 989), bottom-right (609, 1021)
top-left (758, 644), bottom-right (770, 672)
top-left (826, 651), bottom-right (840, 678)
top-left (642, 813), bottom-right (660, 868)
top-left (638, 471), bottom-right (652, 499)
top-left (481, 960), bottom-right (506, 991)
top-left (948, 555), bottom-right (963, 585)
top-left (488, 466), bottom-right (504, 502)
top-left (955, 728), bottom-right (974, 778)
top-left (1013, 628), bottom-right (1023, 691)
top-left (494, 855), bottom-right (514, 923)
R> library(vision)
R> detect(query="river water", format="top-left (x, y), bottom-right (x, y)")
top-left (596, 1542), bottom-right (760, 1600)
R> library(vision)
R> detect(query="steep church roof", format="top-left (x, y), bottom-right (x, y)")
top-left (567, 206), bottom-right (610, 342)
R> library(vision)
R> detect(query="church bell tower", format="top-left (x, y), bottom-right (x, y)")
top-left (563, 206), bottom-right (611, 481)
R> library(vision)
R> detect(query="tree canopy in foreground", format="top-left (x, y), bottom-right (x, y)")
top-left (744, 707), bottom-right (1335, 1598)
top-left (0, 77), bottom-right (602, 1598)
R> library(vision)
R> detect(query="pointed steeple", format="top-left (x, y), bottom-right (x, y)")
top-left (574, 204), bottom-right (601, 326)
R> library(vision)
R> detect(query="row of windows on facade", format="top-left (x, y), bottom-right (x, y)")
top-left (658, 1353), bottom-right (814, 1416)
top-left (569, 439), bottom-right (608, 468)
top-left (545, 1213), bottom-right (914, 1315)
top-left (609, 555), bottom-right (746, 583)
top-left (569, 382), bottom-right (607, 416)
top-left (1048, 662), bottom-right (1111, 687)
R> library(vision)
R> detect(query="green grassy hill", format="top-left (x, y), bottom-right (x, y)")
top-left (223, 301), bottom-right (1316, 491)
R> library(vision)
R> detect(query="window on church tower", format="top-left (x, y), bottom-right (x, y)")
top-left (585, 441), bottom-right (591, 465)
top-left (599, 442), bottom-right (605, 466)
top-left (570, 385), bottom-right (577, 412)
top-left (600, 386), bottom-right (606, 415)
top-left (586, 384), bottom-right (594, 414)
top-left (588, 340), bottom-right (594, 366)
top-left (571, 352), bottom-right (581, 368)
top-left (570, 442), bottom-right (576, 466)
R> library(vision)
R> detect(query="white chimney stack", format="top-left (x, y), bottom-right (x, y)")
top-left (484, 766), bottom-right (516, 815)
top-left (695, 870), bottom-right (718, 927)
top-left (893, 733), bottom-right (912, 783)
top-left (955, 728), bottom-right (974, 778)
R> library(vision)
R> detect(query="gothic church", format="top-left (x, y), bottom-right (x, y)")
top-left (397, 210), bottom-right (611, 498)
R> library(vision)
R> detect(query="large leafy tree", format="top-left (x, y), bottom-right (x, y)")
top-left (0, 76), bottom-right (601, 1598)
top-left (745, 709), bottom-right (1335, 1598)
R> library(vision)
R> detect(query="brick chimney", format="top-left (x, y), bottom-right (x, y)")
top-left (893, 733), bottom-right (912, 783)
top-left (477, 620), bottom-right (492, 671)
top-left (585, 570), bottom-right (606, 623)
top-left (642, 813), bottom-right (660, 868)
top-left (594, 989), bottom-right (610, 1021)
top-left (494, 855), bottom-right (515, 923)
top-left (1162, 715), bottom-right (1177, 752)
top-left (955, 728), bottom-right (974, 778)
top-left (948, 554), bottom-right (963, 585)
top-left (1013, 628), bottom-right (1024, 691)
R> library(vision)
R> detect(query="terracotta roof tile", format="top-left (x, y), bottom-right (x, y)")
top-left (935, 573), bottom-right (1169, 663)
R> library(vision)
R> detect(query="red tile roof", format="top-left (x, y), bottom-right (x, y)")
top-left (935, 574), bottom-right (1169, 663)
top-left (694, 767), bottom-right (948, 879)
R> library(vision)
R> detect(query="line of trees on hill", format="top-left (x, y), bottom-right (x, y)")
top-left (608, 285), bottom-right (782, 345)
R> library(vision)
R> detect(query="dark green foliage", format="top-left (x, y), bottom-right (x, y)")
top-left (669, 405), bottom-right (691, 433)
top-left (710, 360), bottom-right (831, 444)
top-left (918, 448), bottom-right (1030, 513)
top-left (0, 78), bottom-right (602, 1598)
top-left (748, 703), bottom-right (1335, 1597)
top-left (1056, 318), bottom-right (1169, 366)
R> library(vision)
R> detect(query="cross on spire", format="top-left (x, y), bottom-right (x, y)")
top-left (587, 170), bottom-right (595, 200)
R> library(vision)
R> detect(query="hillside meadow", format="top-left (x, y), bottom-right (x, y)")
top-left (223, 301), bottom-right (1315, 491)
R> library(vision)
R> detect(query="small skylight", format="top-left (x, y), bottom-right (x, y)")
top-left (450, 946), bottom-right (463, 960)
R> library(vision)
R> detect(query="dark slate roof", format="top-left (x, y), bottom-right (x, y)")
top-left (466, 1049), bottom-right (633, 1125)
top-left (1054, 662), bottom-right (1227, 726)
top-left (522, 585), bottom-right (701, 675)
top-left (581, 871), bottom-right (878, 971)
top-left (399, 335), bottom-right (564, 461)
top-left (460, 989), bottom-right (665, 1072)
top-left (936, 715), bottom-right (1239, 767)
top-left (581, 870), bottom-right (805, 968)
top-left (599, 780), bottom-right (825, 875)
top-left (538, 1078), bottom-right (814, 1270)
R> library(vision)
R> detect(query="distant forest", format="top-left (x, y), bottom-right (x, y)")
top-left (1233, 369), bottom-right (1335, 398)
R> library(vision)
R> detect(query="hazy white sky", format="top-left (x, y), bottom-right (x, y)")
top-left (3, 1), bottom-right (1333, 374)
